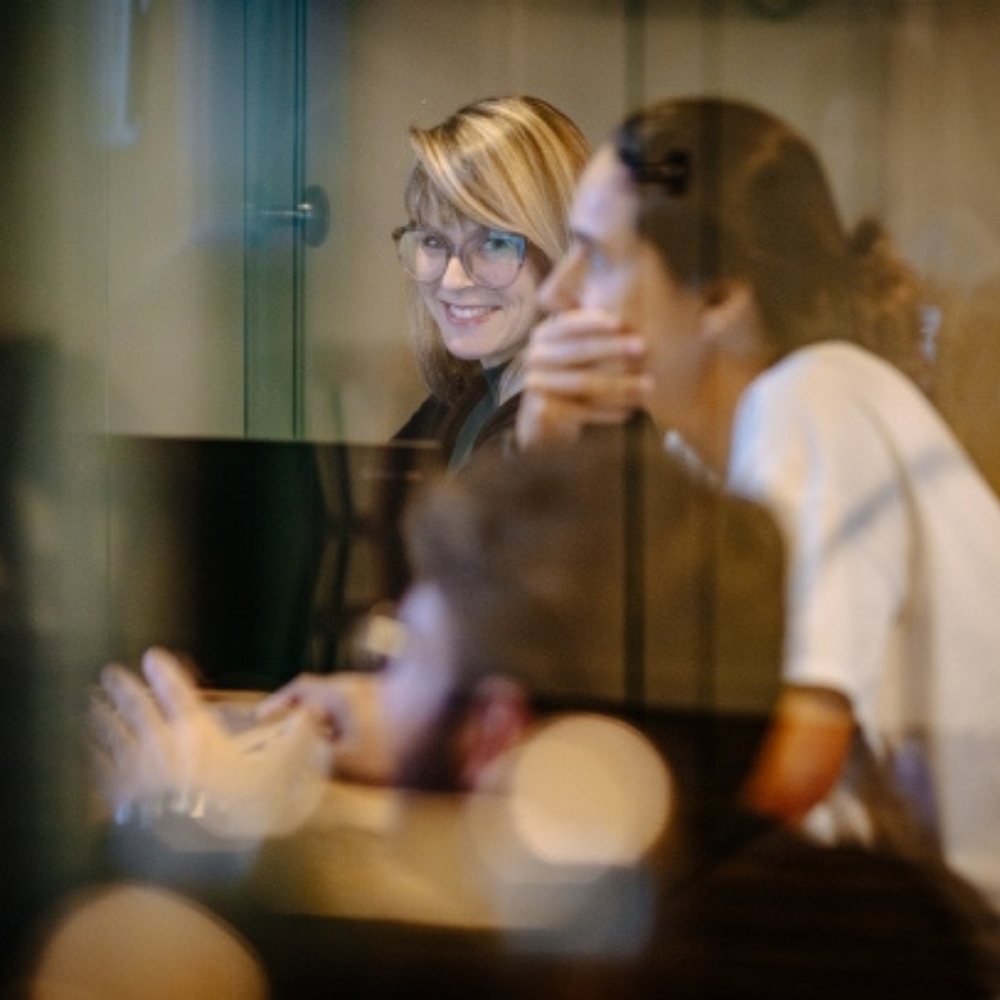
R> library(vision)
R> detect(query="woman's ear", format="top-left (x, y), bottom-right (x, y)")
top-left (700, 280), bottom-right (761, 353)
top-left (456, 676), bottom-right (531, 790)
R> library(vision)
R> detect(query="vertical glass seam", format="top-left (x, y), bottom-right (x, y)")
top-left (292, 0), bottom-right (308, 439)
top-left (242, 0), bottom-right (252, 438)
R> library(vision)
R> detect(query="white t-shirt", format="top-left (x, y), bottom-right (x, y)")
top-left (726, 340), bottom-right (1000, 904)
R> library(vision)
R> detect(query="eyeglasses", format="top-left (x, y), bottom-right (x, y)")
top-left (392, 224), bottom-right (528, 289)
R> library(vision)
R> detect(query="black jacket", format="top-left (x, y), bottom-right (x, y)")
top-left (393, 371), bottom-right (519, 464)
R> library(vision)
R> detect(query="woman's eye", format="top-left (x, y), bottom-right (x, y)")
top-left (481, 233), bottom-right (522, 257)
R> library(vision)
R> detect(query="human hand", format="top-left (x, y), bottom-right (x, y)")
top-left (255, 672), bottom-right (394, 785)
top-left (516, 309), bottom-right (652, 450)
top-left (741, 686), bottom-right (854, 826)
top-left (91, 648), bottom-right (333, 840)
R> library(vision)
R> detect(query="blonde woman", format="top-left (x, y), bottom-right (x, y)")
top-left (392, 96), bottom-right (589, 467)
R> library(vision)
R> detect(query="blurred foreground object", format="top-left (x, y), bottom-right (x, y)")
top-left (91, 648), bottom-right (332, 846)
top-left (27, 882), bottom-right (268, 1000)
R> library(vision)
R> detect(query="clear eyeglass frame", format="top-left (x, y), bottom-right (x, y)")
top-left (392, 223), bottom-right (529, 289)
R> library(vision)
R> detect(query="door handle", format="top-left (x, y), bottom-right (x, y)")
top-left (255, 184), bottom-right (330, 248)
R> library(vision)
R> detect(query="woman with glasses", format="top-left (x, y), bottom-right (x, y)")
top-left (391, 95), bottom-right (589, 468)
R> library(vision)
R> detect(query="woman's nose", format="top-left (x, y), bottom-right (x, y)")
top-left (439, 251), bottom-right (476, 289)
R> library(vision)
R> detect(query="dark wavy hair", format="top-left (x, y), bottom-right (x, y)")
top-left (613, 97), bottom-right (926, 380)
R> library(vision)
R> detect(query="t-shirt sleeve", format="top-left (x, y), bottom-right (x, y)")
top-left (726, 367), bottom-right (911, 711)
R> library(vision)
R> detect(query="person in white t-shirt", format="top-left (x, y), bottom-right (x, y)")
top-left (515, 95), bottom-right (1000, 906)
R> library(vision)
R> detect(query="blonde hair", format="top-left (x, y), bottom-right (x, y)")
top-left (402, 96), bottom-right (590, 404)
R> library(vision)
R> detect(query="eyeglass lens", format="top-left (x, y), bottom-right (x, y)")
top-left (395, 228), bottom-right (526, 288)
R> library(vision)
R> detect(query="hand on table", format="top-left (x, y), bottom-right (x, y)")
top-left (91, 648), bottom-right (333, 840)
top-left (256, 672), bottom-right (394, 785)
top-left (516, 309), bottom-right (652, 450)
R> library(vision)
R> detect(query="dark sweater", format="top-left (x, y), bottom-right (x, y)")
top-left (393, 368), bottom-right (519, 467)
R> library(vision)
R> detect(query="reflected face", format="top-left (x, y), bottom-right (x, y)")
top-left (540, 144), bottom-right (709, 429)
top-left (379, 582), bottom-right (464, 789)
top-left (416, 213), bottom-right (543, 369)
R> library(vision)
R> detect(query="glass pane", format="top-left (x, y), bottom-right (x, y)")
top-left (10, 0), bottom-right (1000, 969)
top-left (101, 0), bottom-right (247, 437)
top-left (244, 0), bottom-right (306, 438)
top-left (300, 0), bottom-right (632, 443)
top-left (294, 1), bottom-right (900, 447)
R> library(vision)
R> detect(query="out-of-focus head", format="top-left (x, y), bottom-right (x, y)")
top-left (401, 96), bottom-right (590, 402)
top-left (395, 435), bottom-right (786, 801)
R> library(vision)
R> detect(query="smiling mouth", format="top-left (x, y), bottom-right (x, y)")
top-left (442, 303), bottom-right (496, 324)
